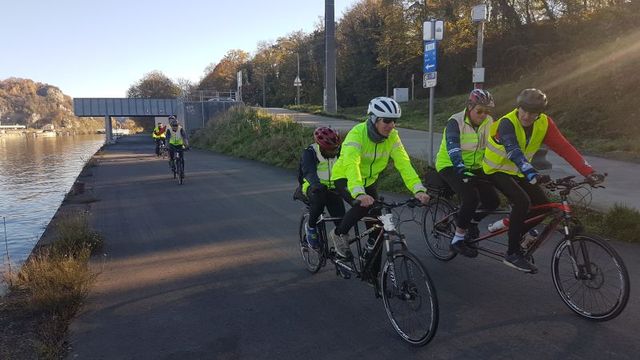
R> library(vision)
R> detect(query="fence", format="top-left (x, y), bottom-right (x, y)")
top-left (180, 90), bottom-right (241, 132)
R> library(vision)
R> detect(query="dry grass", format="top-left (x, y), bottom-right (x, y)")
top-left (1, 211), bottom-right (101, 359)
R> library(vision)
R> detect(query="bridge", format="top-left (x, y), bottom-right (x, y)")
top-left (73, 91), bottom-right (240, 142)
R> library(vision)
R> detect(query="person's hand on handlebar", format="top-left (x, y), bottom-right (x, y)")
top-left (356, 194), bottom-right (375, 207)
top-left (414, 191), bottom-right (430, 205)
top-left (586, 172), bottom-right (606, 186)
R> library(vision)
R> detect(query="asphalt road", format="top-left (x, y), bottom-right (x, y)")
top-left (67, 135), bottom-right (640, 359)
top-left (265, 108), bottom-right (640, 211)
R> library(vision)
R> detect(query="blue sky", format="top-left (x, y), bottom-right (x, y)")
top-left (1, 0), bottom-right (359, 98)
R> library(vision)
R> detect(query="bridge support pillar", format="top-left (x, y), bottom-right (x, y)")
top-left (104, 114), bottom-right (113, 143)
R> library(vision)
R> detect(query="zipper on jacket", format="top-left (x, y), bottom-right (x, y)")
top-left (365, 143), bottom-right (378, 187)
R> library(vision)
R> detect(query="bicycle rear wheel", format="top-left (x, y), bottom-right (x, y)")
top-left (551, 234), bottom-right (629, 321)
top-left (298, 212), bottom-right (323, 273)
top-left (381, 251), bottom-right (438, 346)
top-left (422, 199), bottom-right (456, 261)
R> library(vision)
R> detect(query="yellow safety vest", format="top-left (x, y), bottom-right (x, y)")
top-left (302, 144), bottom-right (337, 193)
top-left (435, 109), bottom-right (493, 171)
top-left (152, 126), bottom-right (166, 139)
top-left (483, 108), bottom-right (548, 177)
top-left (167, 126), bottom-right (185, 146)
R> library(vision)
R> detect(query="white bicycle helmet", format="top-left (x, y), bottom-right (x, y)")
top-left (367, 97), bottom-right (401, 119)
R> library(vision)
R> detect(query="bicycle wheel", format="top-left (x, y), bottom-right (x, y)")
top-left (422, 199), bottom-right (456, 261)
top-left (178, 157), bottom-right (184, 185)
top-left (381, 251), bottom-right (439, 346)
top-left (551, 234), bottom-right (630, 321)
top-left (298, 212), bottom-right (322, 273)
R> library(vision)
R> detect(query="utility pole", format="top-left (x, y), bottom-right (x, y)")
top-left (472, 4), bottom-right (488, 89)
top-left (324, 0), bottom-right (337, 114)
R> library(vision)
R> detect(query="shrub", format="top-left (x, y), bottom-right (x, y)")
top-left (50, 211), bottom-right (103, 257)
top-left (602, 204), bottom-right (640, 243)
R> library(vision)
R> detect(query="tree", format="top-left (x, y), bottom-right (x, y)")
top-left (127, 71), bottom-right (180, 98)
top-left (199, 49), bottom-right (250, 90)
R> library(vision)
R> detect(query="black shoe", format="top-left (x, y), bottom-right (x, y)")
top-left (503, 253), bottom-right (538, 273)
top-left (466, 223), bottom-right (480, 240)
top-left (451, 240), bottom-right (478, 258)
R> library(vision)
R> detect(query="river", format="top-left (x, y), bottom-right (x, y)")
top-left (0, 134), bottom-right (105, 292)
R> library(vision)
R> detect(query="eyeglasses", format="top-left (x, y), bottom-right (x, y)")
top-left (380, 118), bottom-right (397, 124)
top-left (475, 108), bottom-right (492, 116)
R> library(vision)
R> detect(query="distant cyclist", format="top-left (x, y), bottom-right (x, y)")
top-left (435, 89), bottom-right (500, 258)
top-left (152, 122), bottom-right (167, 156)
top-left (483, 88), bottom-right (605, 273)
top-left (165, 116), bottom-right (189, 172)
top-left (297, 127), bottom-right (345, 249)
top-left (329, 97), bottom-right (430, 260)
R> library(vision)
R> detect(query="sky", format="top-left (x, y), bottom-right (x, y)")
top-left (1, 0), bottom-right (359, 98)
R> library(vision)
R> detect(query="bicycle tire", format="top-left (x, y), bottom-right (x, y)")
top-left (381, 251), bottom-right (439, 346)
top-left (178, 157), bottom-right (184, 185)
top-left (421, 199), bottom-right (457, 261)
top-left (551, 234), bottom-right (630, 321)
top-left (298, 212), bottom-right (323, 273)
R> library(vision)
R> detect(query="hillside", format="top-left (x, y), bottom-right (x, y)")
top-left (0, 78), bottom-right (102, 132)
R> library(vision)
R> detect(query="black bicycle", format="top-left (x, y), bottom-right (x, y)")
top-left (297, 197), bottom-right (439, 346)
top-left (169, 147), bottom-right (185, 185)
top-left (159, 141), bottom-right (168, 159)
top-left (422, 175), bottom-right (630, 321)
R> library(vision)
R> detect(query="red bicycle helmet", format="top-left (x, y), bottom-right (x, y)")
top-left (313, 127), bottom-right (340, 151)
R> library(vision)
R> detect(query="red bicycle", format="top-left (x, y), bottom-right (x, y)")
top-left (422, 175), bottom-right (630, 321)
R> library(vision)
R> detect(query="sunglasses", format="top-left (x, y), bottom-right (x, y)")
top-left (380, 118), bottom-right (397, 124)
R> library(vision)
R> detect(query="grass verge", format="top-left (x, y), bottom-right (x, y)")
top-left (0, 211), bottom-right (103, 359)
top-left (194, 106), bottom-right (639, 243)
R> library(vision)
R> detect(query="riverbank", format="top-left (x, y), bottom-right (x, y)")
top-left (0, 147), bottom-right (104, 359)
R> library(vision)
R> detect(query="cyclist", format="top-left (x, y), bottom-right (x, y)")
top-left (152, 122), bottom-right (167, 156)
top-left (435, 89), bottom-right (500, 258)
top-left (483, 88), bottom-right (605, 273)
top-left (329, 96), bottom-right (430, 260)
top-left (298, 127), bottom-right (345, 249)
top-left (165, 116), bottom-right (189, 172)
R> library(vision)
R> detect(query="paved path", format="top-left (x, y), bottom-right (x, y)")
top-left (265, 108), bottom-right (638, 211)
top-left (67, 135), bottom-right (639, 359)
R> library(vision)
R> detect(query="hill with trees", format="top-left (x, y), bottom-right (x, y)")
top-left (0, 78), bottom-right (104, 132)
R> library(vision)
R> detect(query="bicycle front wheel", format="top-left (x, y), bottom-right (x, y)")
top-left (298, 212), bottom-right (322, 273)
top-left (178, 158), bottom-right (185, 185)
top-left (381, 251), bottom-right (439, 346)
top-left (422, 199), bottom-right (456, 261)
top-left (551, 234), bottom-right (630, 321)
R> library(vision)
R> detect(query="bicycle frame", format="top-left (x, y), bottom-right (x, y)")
top-left (311, 202), bottom-right (414, 284)
top-left (430, 179), bottom-right (588, 262)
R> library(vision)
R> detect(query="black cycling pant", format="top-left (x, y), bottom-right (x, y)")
top-left (333, 179), bottom-right (381, 237)
top-left (488, 172), bottom-right (549, 255)
top-left (168, 144), bottom-right (184, 162)
top-left (439, 167), bottom-right (500, 229)
top-left (154, 138), bottom-right (165, 155)
top-left (306, 187), bottom-right (345, 228)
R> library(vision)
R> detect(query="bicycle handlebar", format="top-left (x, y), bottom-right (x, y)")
top-left (352, 197), bottom-right (425, 210)
top-left (544, 173), bottom-right (607, 193)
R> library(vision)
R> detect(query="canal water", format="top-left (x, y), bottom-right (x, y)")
top-left (0, 134), bottom-right (104, 293)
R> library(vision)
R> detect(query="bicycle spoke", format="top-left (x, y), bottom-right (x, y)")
top-left (552, 235), bottom-right (629, 321)
top-left (382, 252), bottom-right (438, 346)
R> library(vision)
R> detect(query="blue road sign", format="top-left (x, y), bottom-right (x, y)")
top-left (423, 40), bottom-right (437, 73)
